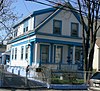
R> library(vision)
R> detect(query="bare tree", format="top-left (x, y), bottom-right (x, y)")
top-left (0, 0), bottom-right (17, 43)
top-left (44, 0), bottom-right (100, 81)
top-left (26, 0), bottom-right (100, 81)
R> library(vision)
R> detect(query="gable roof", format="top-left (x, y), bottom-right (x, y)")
top-left (13, 8), bottom-right (56, 28)
top-left (11, 3), bottom-right (82, 43)
top-left (35, 4), bottom-right (81, 33)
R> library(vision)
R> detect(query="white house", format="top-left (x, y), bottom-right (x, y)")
top-left (7, 4), bottom-right (84, 76)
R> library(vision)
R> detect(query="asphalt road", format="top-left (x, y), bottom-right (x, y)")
top-left (0, 89), bottom-right (87, 91)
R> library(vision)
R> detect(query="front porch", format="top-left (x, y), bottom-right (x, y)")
top-left (32, 42), bottom-right (83, 71)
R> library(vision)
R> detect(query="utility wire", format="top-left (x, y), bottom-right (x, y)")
top-left (23, 0), bottom-right (32, 16)
top-left (26, 0), bottom-right (54, 7)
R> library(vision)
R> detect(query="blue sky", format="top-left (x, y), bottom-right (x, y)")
top-left (12, 0), bottom-right (50, 21)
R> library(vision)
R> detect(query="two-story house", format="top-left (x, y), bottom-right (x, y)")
top-left (7, 4), bottom-right (84, 76)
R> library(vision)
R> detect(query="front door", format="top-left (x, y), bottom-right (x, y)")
top-left (40, 45), bottom-right (49, 64)
top-left (54, 46), bottom-right (62, 66)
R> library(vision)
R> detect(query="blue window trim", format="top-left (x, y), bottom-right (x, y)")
top-left (71, 22), bottom-right (79, 37)
top-left (53, 19), bottom-right (62, 35)
top-left (40, 44), bottom-right (50, 65)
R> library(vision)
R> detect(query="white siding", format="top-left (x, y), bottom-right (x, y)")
top-left (93, 44), bottom-right (99, 71)
top-left (28, 17), bottom-right (34, 31)
top-left (38, 10), bottom-right (82, 38)
top-left (35, 12), bottom-right (53, 27)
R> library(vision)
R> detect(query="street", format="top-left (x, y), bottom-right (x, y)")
top-left (0, 89), bottom-right (88, 91)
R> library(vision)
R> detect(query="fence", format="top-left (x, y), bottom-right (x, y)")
top-left (0, 65), bottom-right (95, 89)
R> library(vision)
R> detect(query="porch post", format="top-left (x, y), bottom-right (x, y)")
top-left (72, 46), bottom-right (75, 64)
top-left (34, 43), bottom-right (39, 64)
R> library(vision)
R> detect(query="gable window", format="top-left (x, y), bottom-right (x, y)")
top-left (53, 20), bottom-right (62, 35)
top-left (14, 29), bottom-right (18, 37)
top-left (40, 45), bottom-right (49, 63)
top-left (23, 21), bottom-right (28, 33)
top-left (12, 48), bottom-right (14, 60)
top-left (21, 46), bottom-right (24, 60)
top-left (15, 48), bottom-right (17, 60)
top-left (25, 46), bottom-right (29, 59)
top-left (71, 22), bottom-right (79, 37)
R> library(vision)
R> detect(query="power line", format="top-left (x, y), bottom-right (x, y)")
top-left (23, 0), bottom-right (32, 15)
top-left (25, 0), bottom-right (54, 7)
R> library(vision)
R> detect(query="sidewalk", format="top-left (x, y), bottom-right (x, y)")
top-left (1, 71), bottom-right (47, 89)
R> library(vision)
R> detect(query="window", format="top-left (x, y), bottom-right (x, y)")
top-left (14, 29), bottom-right (18, 37)
top-left (12, 48), bottom-right (14, 60)
top-left (23, 21), bottom-right (28, 33)
top-left (71, 22), bottom-right (79, 37)
top-left (21, 46), bottom-right (24, 60)
top-left (25, 46), bottom-right (29, 59)
top-left (15, 48), bottom-right (17, 60)
top-left (40, 45), bottom-right (49, 63)
top-left (53, 20), bottom-right (62, 35)
top-left (54, 46), bottom-right (62, 63)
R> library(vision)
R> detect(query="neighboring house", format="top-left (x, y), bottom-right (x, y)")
top-left (93, 37), bottom-right (100, 71)
top-left (7, 4), bottom-right (84, 76)
top-left (0, 44), bottom-right (6, 64)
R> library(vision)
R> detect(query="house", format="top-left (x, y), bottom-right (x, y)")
top-left (7, 4), bottom-right (84, 76)
top-left (93, 37), bottom-right (100, 71)
top-left (0, 43), bottom-right (6, 64)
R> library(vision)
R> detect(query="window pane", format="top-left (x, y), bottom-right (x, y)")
top-left (15, 48), bottom-right (17, 60)
top-left (71, 23), bottom-right (78, 37)
top-left (25, 46), bottom-right (28, 59)
top-left (53, 20), bottom-right (61, 35)
top-left (12, 49), bottom-right (14, 60)
top-left (21, 46), bottom-right (24, 60)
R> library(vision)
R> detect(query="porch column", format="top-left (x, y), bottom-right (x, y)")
top-left (72, 46), bottom-right (75, 64)
top-left (34, 43), bottom-right (39, 64)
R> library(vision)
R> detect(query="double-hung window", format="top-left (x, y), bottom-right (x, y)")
top-left (14, 28), bottom-right (18, 37)
top-left (25, 46), bottom-right (28, 59)
top-left (71, 22), bottom-right (79, 37)
top-left (53, 20), bottom-right (62, 35)
top-left (21, 46), bottom-right (24, 60)
top-left (12, 48), bottom-right (14, 60)
top-left (23, 21), bottom-right (28, 33)
top-left (15, 48), bottom-right (17, 60)
top-left (40, 45), bottom-right (49, 63)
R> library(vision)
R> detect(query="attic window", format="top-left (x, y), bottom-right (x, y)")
top-left (23, 21), bottom-right (28, 33)
top-left (53, 20), bottom-right (62, 35)
top-left (14, 29), bottom-right (18, 37)
top-left (71, 22), bottom-right (79, 37)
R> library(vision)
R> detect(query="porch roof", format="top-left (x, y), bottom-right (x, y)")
top-left (35, 38), bottom-right (82, 46)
